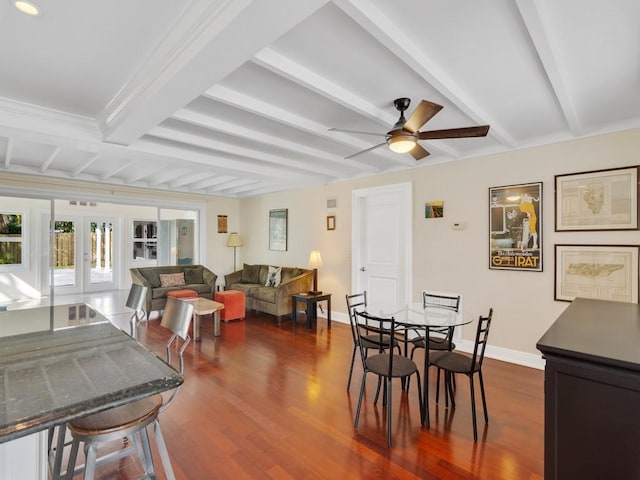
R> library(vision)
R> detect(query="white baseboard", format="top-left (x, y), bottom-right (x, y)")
top-left (326, 311), bottom-right (545, 370)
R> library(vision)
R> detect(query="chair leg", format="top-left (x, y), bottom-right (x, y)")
top-left (414, 372), bottom-right (424, 426)
top-left (478, 370), bottom-right (489, 424)
top-left (346, 345), bottom-right (357, 391)
top-left (153, 419), bottom-right (176, 480)
top-left (447, 371), bottom-right (456, 408)
top-left (374, 376), bottom-right (383, 405)
top-left (469, 375), bottom-right (478, 442)
top-left (435, 368), bottom-right (441, 404)
top-left (354, 373), bottom-right (367, 429)
top-left (386, 378), bottom-right (392, 448)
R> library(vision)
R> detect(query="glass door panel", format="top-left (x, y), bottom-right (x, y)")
top-left (86, 219), bottom-right (116, 290)
top-left (53, 219), bottom-right (78, 289)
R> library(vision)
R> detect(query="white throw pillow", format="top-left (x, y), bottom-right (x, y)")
top-left (265, 266), bottom-right (282, 287)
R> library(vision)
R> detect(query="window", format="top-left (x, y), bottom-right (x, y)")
top-left (0, 213), bottom-right (24, 266)
top-left (132, 220), bottom-right (157, 260)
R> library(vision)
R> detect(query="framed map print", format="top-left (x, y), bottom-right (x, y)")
top-left (554, 244), bottom-right (639, 303)
top-left (555, 166), bottom-right (639, 231)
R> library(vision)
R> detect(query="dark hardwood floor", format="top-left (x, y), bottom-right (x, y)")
top-left (80, 310), bottom-right (544, 479)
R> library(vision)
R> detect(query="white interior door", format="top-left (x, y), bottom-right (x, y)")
top-left (352, 183), bottom-right (412, 305)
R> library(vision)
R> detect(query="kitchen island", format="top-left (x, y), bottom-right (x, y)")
top-left (0, 303), bottom-right (182, 478)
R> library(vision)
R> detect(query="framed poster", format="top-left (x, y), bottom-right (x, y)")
top-left (269, 209), bottom-right (288, 251)
top-left (555, 166), bottom-right (639, 231)
top-left (555, 244), bottom-right (639, 303)
top-left (489, 182), bottom-right (543, 271)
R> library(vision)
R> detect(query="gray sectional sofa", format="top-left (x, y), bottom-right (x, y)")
top-left (224, 264), bottom-right (313, 323)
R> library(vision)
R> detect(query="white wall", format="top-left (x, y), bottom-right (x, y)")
top-left (239, 128), bottom-right (640, 359)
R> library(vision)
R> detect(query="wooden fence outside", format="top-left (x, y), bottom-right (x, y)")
top-left (54, 233), bottom-right (108, 268)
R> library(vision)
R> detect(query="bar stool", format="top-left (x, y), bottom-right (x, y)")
top-left (58, 297), bottom-right (193, 480)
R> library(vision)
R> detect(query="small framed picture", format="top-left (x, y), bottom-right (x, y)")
top-left (327, 215), bottom-right (336, 230)
top-left (269, 209), bottom-right (288, 251)
top-left (217, 215), bottom-right (228, 233)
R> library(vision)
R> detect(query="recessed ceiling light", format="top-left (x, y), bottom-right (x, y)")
top-left (14, 0), bottom-right (40, 16)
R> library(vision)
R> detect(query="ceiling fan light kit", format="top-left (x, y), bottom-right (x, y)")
top-left (388, 131), bottom-right (417, 153)
top-left (331, 97), bottom-right (490, 161)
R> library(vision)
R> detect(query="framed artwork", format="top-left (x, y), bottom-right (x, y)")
top-left (327, 215), bottom-right (336, 230)
top-left (269, 209), bottom-right (288, 251)
top-left (555, 166), bottom-right (639, 231)
top-left (425, 201), bottom-right (444, 218)
top-left (489, 182), bottom-right (543, 271)
top-left (217, 215), bottom-right (228, 233)
top-left (555, 244), bottom-right (639, 303)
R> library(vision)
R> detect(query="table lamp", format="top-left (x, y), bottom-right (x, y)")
top-left (226, 232), bottom-right (243, 272)
top-left (308, 250), bottom-right (323, 295)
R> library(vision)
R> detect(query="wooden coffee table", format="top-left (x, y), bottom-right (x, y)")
top-left (183, 298), bottom-right (224, 340)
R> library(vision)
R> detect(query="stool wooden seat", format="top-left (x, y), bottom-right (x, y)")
top-left (215, 290), bottom-right (245, 322)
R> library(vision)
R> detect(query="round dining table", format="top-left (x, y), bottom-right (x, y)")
top-left (366, 302), bottom-right (475, 428)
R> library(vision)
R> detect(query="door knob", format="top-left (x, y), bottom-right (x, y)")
top-left (360, 267), bottom-right (366, 272)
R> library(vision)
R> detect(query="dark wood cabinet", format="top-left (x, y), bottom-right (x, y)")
top-left (537, 298), bottom-right (640, 480)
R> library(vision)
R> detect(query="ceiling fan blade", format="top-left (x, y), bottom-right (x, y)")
top-left (328, 127), bottom-right (385, 137)
top-left (418, 125), bottom-right (490, 140)
top-left (409, 144), bottom-right (430, 161)
top-left (404, 100), bottom-right (443, 133)
top-left (344, 142), bottom-right (387, 160)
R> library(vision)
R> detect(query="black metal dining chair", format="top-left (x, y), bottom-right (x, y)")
top-left (57, 297), bottom-right (193, 479)
top-left (345, 292), bottom-right (400, 392)
top-left (353, 310), bottom-right (423, 447)
top-left (409, 291), bottom-right (461, 358)
top-left (429, 308), bottom-right (493, 441)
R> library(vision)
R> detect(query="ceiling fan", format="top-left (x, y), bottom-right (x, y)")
top-left (329, 98), bottom-right (490, 160)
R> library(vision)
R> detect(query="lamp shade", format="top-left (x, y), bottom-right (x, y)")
top-left (226, 232), bottom-right (243, 247)
top-left (308, 250), bottom-right (323, 268)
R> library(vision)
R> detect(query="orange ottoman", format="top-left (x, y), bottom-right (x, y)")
top-left (215, 290), bottom-right (245, 322)
top-left (167, 289), bottom-right (198, 300)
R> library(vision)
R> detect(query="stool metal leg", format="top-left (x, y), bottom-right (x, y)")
top-left (153, 419), bottom-right (176, 480)
top-left (83, 443), bottom-right (97, 480)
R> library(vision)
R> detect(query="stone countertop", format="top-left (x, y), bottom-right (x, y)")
top-left (0, 304), bottom-right (182, 443)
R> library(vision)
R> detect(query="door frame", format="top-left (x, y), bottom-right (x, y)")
top-left (352, 182), bottom-right (413, 302)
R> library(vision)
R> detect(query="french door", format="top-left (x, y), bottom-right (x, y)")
top-left (51, 216), bottom-right (117, 294)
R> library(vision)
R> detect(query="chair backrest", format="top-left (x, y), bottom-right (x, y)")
top-left (160, 297), bottom-right (194, 375)
top-left (354, 310), bottom-right (399, 373)
top-left (127, 283), bottom-right (148, 338)
top-left (346, 291), bottom-right (367, 343)
top-left (423, 290), bottom-right (462, 342)
top-left (470, 308), bottom-right (493, 371)
top-left (423, 291), bottom-right (461, 311)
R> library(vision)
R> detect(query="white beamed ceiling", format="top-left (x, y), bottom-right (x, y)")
top-left (1, 0), bottom-right (638, 198)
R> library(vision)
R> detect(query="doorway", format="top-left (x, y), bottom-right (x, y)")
top-left (50, 216), bottom-right (117, 294)
top-left (352, 182), bottom-right (412, 304)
